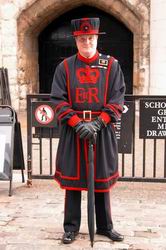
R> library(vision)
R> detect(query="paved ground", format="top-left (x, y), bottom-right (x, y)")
top-left (0, 112), bottom-right (166, 249)
top-left (0, 179), bottom-right (166, 250)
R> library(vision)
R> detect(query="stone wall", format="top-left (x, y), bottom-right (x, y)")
top-left (150, 0), bottom-right (166, 95)
top-left (0, 0), bottom-right (151, 110)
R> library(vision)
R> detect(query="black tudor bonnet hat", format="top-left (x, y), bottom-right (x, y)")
top-left (71, 17), bottom-right (105, 36)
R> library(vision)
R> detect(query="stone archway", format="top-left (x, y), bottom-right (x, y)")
top-left (17, 0), bottom-right (150, 109)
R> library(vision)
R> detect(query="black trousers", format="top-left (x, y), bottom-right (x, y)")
top-left (64, 190), bottom-right (113, 232)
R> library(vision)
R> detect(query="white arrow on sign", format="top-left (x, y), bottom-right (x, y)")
top-left (123, 105), bottom-right (129, 113)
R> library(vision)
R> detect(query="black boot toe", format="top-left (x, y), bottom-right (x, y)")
top-left (62, 231), bottom-right (78, 244)
top-left (96, 229), bottom-right (124, 242)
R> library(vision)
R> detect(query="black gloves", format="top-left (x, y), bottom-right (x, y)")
top-left (75, 122), bottom-right (96, 140)
top-left (90, 117), bottom-right (106, 132)
top-left (74, 117), bottom-right (106, 141)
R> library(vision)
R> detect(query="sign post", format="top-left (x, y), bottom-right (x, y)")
top-left (115, 101), bottom-right (135, 154)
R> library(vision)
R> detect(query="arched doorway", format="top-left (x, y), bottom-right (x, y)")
top-left (38, 5), bottom-right (133, 94)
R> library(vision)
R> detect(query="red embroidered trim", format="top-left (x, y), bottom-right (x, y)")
top-left (112, 103), bottom-right (124, 112)
top-left (55, 101), bottom-right (69, 113)
top-left (77, 51), bottom-right (99, 64)
top-left (74, 29), bottom-right (99, 36)
top-left (104, 57), bottom-right (114, 105)
top-left (94, 182), bottom-right (117, 192)
top-left (64, 59), bottom-right (72, 105)
top-left (67, 115), bottom-right (81, 127)
top-left (54, 176), bottom-right (118, 192)
top-left (82, 17), bottom-right (89, 21)
top-left (106, 104), bottom-right (121, 118)
top-left (58, 108), bottom-right (73, 120)
top-left (95, 171), bottom-right (119, 182)
top-left (99, 112), bottom-right (111, 124)
top-left (56, 170), bottom-right (79, 180)
top-left (76, 111), bottom-right (101, 115)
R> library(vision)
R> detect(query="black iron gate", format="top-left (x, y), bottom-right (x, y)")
top-left (27, 94), bottom-right (166, 185)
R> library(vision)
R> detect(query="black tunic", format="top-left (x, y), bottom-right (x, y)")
top-left (50, 51), bottom-right (125, 192)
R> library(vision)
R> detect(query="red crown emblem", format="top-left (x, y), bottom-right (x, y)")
top-left (76, 66), bottom-right (100, 84)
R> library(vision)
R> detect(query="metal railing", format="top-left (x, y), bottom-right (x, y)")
top-left (27, 94), bottom-right (166, 184)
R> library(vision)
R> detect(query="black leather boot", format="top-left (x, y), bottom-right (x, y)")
top-left (62, 231), bottom-right (78, 244)
top-left (96, 229), bottom-right (124, 242)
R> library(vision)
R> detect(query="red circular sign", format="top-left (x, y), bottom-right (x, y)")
top-left (35, 105), bottom-right (54, 125)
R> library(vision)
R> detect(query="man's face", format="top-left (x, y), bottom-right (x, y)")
top-left (75, 34), bottom-right (98, 58)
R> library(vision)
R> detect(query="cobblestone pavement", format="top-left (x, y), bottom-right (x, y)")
top-left (1, 112), bottom-right (166, 249)
top-left (0, 179), bottom-right (166, 250)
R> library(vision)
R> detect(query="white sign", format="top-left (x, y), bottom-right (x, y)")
top-left (0, 134), bottom-right (6, 172)
top-left (140, 99), bottom-right (166, 138)
top-left (35, 105), bottom-right (54, 125)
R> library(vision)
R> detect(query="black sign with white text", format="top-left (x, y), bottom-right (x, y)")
top-left (139, 99), bottom-right (166, 139)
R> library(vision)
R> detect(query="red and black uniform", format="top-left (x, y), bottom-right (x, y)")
top-left (51, 51), bottom-right (125, 232)
top-left (51, 51), bottom-right (125, 192)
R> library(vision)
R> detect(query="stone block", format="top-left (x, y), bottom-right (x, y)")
top-left (8, 68), bottom-right (18, 80)
top-left (1, 35), bottom-right (17, 47)
top-left (150, 47), bottom-right (166, 63)
top-left (2, 56), bottom-right (17, 69)
top-left (1, 20), bottom-right (17, 37)
top-left (1, 3), bottom-right (19, 19)
top-left (151, 0), bottom-right (166, 20)
top-left (2, 46), bottom-right (17, 56)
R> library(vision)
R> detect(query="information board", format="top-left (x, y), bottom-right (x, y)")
top-left (140, 99), bottom-right (166, 139)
